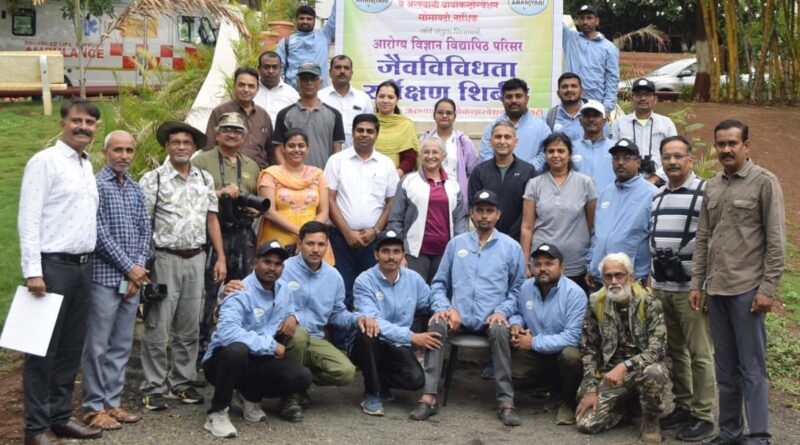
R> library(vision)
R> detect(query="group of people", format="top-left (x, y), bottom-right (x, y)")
top-left (16, 3), bottom-right (785, 445)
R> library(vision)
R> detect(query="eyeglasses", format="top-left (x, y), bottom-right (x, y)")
top-left (220, 127), bottom-right (245, 134)
top-left (612, 154), bottom-right (638, 162)
top-left (632, 91), bottom-right (655, 98)
top-left (602, 272), bottom-right (628, 282)
top-left (435, 110), bottom-right (454, 116)
top-left (662, 154), bottom-right (689, 161)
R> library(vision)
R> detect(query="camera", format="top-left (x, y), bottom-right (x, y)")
top-left (640, 155), bottom-right (657, 175)
top-left (219, 193), bottom-right (271, 230)
top-left (652, 248), bottom-right (689, 283)
top-left (141, 283), bottom-right (168, 303)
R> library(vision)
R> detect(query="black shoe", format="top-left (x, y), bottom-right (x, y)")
top-left (408, 401), bottom-right (438, 421)
top-left (298, 391), bottom-right (312, 410)
top-left (167, 386), bottom-right (204, 404)
top-left (702, 436), bottom-right (745, 445)
top-left (497, 407), bottom-right (521, 427)
top-left (278, 394), bottom-right (303, 422)
top-left (142, 392), bottom-right (168, 411)
top-left (677, 418), bottom-right (715, 442)
top-left (660, 407), bottom-right (692, 429)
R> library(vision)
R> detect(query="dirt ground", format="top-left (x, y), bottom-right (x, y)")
top-left (619, 51), bottom-right (693, 78)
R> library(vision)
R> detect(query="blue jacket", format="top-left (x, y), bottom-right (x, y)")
top-left (281, 254), bottom-right (355, 338)
top-left (202, 273), bottom-right (293, 363)
top-left (551, 105), bottom-right (585, 142)
top-left (354, 265), bottom-right (443, 347)
top-left (563, 25), bottom-right (619, 112)
top-left (509, 276), bottom-right (587, 354)
top-left (571, 137), bottom-right (616, 193)
top-left (588, 175), bottom-right (657, 279)
top-left (479, 113), bottom-right (552, 171)
top-left (431, 229), bottom-right (525, 331)
top-left (277, 2), bottom-right (336, 89)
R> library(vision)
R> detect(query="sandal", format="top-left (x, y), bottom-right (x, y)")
top-left (108, 407), bottom-right (141, 423)
top-left (83, 409), bottom-right (122, 430)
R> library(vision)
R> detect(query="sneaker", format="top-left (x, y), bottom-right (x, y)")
top-left (298, 390), bottom-right (312, 410)
top-left (232, 391), bottom-right (266, 423)
top-left (204, 408), bottom-right (237, 438)
top-left (555, 402), bottom-right (575, 425)
top-left (677, 418), bottom-right (716, 442)
top-left (278, 394), bottom-right (304, 422)
top-left (660, 407), bottom-right (692, 429)
top-left (360, 393), bottom-right (384, 416)
top-left (641, 415), bottom-right (662, 444)
top-left (167, 386), bottom-right (204, 404)
top-left (142, 392), bottom-right (168, 411)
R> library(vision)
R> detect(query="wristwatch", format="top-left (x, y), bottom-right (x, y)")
top-left (623, 359), bottom-right (635, 371)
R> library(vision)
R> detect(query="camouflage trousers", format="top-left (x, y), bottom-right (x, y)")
top-left (577, 362), bottom-right (671, 434)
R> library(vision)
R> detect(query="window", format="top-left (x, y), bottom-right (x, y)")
top-left (179, 16), bottom-right (217, 45)
top-left (12, 8), bottom-right (36, 36)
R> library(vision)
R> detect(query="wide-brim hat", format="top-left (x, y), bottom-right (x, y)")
top-left (156, 121), bottom-right (207, 148)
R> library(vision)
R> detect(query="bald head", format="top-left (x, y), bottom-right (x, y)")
top-left (103, 130), bottom-right (136, 176)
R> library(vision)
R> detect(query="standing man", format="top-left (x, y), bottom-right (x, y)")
top-left (544, 72), bottom-right (587, 141)
top-left (571, 100), bottom-right (615, 193)
top-left (273, 62), bottom-right (346, 168)
top-left (586, 139), bottom-right (656, 290)
top-left (81, 131), bottom-right (150, 431)
top-left (649, 136), bottom-right (715, 442)
top-left (204, 67), bottom-right (273, 169)
top-left (469, 120), bottom-right (536, 241)
top-left (318, 55), bottom-right (374, 147)
top-left (478, 78), bottom-right (551, 171)
top-left (690, 120), bottom-right (785, 445)
top-left (254, 51), bottom-right (300, 129)
top-left (19, 100), bottom-right (103, 443)
top-left (138, 121), bottom-right (227, 411)
top-left (277, 2), bottom-right (337, 90)
top-left (563, 4), bottom-right (620, 114)
top-left (612, 78), bottom-right (678, 185)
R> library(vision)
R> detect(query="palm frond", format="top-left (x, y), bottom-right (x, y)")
top-left (613, 25), bottom-right (668, 51)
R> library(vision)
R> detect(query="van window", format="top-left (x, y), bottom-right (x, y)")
top-left (12, 8), bottom-right (36, 36)
top-left (179, 16), bottom-right (216, 46)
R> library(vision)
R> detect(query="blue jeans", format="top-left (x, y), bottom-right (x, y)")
top-left (329, 227), bottom-right (377, 348)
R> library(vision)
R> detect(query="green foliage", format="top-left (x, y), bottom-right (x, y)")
top-left (59, 0), bottom-right (115, 21)
top-left (263, 0), bottom-right (301, 22)
top-left (766, 313), bottom-right (800, 397)
top-left (667, 107), bottom-right (719, 179)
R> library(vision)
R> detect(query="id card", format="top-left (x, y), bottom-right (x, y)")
top-left (118, 280), bottom-right (129, 295)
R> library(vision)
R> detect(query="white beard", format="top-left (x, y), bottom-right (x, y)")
top-left (606, 283), bottom-right (632, 303)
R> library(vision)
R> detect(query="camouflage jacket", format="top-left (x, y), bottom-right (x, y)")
top-left (578, 282), bottom-right (666, 395)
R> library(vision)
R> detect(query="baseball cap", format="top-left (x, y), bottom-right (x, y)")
top-left (471, 189), bottom-right (500, 207)
top-left (579, 99), bottom-right (605, 115)
top-left (296, 62), bottom-right (321, 77)
top-left (256, 240), bottom-right (289, 260)
top-left (578, 4), bottom-right (598, 15)
top-left (632, 78), bottom-right (656, 93)
top-left (531, 243), bottom-right (564, 261)
top-left (217, 112), bottom-right (246, 130)
top-left (376, 229), bottom-right (403, 249)
top-left (609, 138), bottom-right (641, 157)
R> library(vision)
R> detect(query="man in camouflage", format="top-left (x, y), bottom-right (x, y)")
top-left (576, 252), bottom-right (669, 444)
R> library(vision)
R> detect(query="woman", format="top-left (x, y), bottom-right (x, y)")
top-left (373, 80), bottom-right (419, 177)
top-left (388, 137), bottom-right (467, 282)
top-left (419, 98), bottom-right (477, 210)
top-left (519, 132), bottom-right (597, 293)
top-left (257, 128), bottom-right (334, 264)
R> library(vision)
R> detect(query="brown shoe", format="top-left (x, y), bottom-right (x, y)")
top-left (641, 415), bottom-right (663, 444)
top-left (83, 410), bottom-right (122, 430)
top-left (107, 407), bottom-right (142, 423)
top-left (24, 431), bottom-right (61, 445)
top-left (50, 419), bottom-right (103, 439)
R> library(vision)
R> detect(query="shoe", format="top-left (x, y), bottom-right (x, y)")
top-left (497, 406), bottom-right (521, 427)
top-left (278, 394), bottom-right (304, 422)
top-left (409, 401), bottom-right (438, 421)
top-left (24, 431), bottom-right (61, 445)
top-left (677, 418), bottom-right (715, 442)
top-left (482, 361), bottom-right (495, 380)
top-left (232, 391), bottom-right (266, 423)
top-left (82, 410), bottom-right (121, 430)
top-left (204, 408), bottom-right (237, 438)
top-left (360, 393), bottom-right (384, 416)
top-left (660, 407), bottom-right (692, 429)
top-left (702, 435), bottom-right (745, 444)
top-left (555, 402), bottom-right (575, 425)
top-left (188, 379), bottom-right (208, 388)
top-left (107, 407), bottom-right (141, 424)
top-left (167, 386), bottom-right (204, 404)
top-left (640, 415), bottom-right (662, 444)
top-left (142, 392), bottom-right (168, 411)
top-left (51, 419), bottom-right (103, 439)
top-left (298, 390), bottom-right (312, 410)
top-left (380, 386), bottom-right (395, 402)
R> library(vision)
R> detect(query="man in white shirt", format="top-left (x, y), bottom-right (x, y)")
top-left (254, 50), bottom-right (300, 129)
top-left (318, 55), bottom-right (374, 148)
top-left (18, 100), bottom-right (103, 443)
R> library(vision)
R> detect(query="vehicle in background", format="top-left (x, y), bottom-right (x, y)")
top-left (619, 57), bottom-right (696, 93)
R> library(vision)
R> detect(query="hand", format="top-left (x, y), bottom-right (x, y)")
top-left (602, 362), bottom-right (627, 387)
top-left (509, 323), bottom-right (523, 337)
top-left (428, 310), bottom-right (449, 327)
top-left (213, 257), bottom-right (227, 283)
top-left (411, 331), bottom-right (443, 350)
top-left (25, 277), bottom-right (46, 297)
top-left (126, 265), bottom-right (148, 287)
top-left (751, 293), bottom-right (773, 313)
top-left (124, 281), bottom-right (140, 299)
top-left (223, 279), bottom-right (245, 296)
top-left (396, 168), bottom-right (405, 178)
top-left (245, 207), bottom-right (261, 218)
top-left (688, 289), bottom-right (703, 311)
top-left (576, 392), bottom-right (598, 418)
top-left (357, 315), bottom-right (379, 337)
top-left (274, 342), bottom-right (285, 359)
top-left (486, 312), bottom-right (508, 327)
top-left (510, 328), bottom-right (532, 350)
top-left (344, 229), bottom-right (364, 249)
top-left (358, 227), bottom-right (377, 246)
top-left (446, 307), bottom-right (462, 331)
top-left (584, 272), bottom-right (595, 290)
top-left (277, 315), bottom-right (298, 337)
top-left (524, 264), bottom-right (532, 279)
top-left (220, 184), bottom-right (240, 199)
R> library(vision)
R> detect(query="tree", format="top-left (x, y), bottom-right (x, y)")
top-left (60, 0), bottom-right (116, 99)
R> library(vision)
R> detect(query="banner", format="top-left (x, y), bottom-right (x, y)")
top-left (336, 0), bottom-right (563, 122)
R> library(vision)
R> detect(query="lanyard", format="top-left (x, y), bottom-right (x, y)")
top-left (631, 119), bottom-right (654, 158)
top-left (218, 151), bottom-right (242, 188)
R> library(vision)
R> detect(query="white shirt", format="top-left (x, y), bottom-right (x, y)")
top-left (442, 133), bottom-right (458, 179)
top-left (254, 79), bottom-right (300, 128)
top-left (612, 112), bottom-right (678, 182)
top-left (18, 140), bottom-right (99, 277)
top-left (324, 147), bottom-right (399, 230)
top-left (318, 85), bottom-right (374, 147)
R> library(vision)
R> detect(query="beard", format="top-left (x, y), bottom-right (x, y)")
top-left (606, 283), bottom-right (632, 303)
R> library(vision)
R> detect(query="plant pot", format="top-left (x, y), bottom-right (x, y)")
top-left (259, 31), bottom-right (282, 51)
top-left (268, 21), bottom-right (294, 39)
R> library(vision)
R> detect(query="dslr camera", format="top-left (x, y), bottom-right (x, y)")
top-left (219, 192), bottom-right (271, 230)
top-left (141, 283), bottom-right (168, 303)
top-left (640, 155), bottom-right (657, 176)
top-left (652, 247), bottom-right (689, 283)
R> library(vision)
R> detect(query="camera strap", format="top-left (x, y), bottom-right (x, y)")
top-left (218, 151), bottom-right (243, 189)
top-left (632, 119), bottom-right (654, 158)
top-left (650, 178), bottom-right (705, 252)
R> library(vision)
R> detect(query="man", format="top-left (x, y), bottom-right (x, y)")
top-left (350, 230), bottom-right (446, 417)
top-left (649, 136), bottom-right (715, 442)
top-left (612, 78), bottom-right (678, 185)
top-left (544, 72), bottom-right (587, 141)
top-left (690, 120), bottom-right (785, 445)
top-left (318, 55), bottom-right (374, 147)
top-left (81, 131), bottom-right (150, 431)
top-left (469, 120), bottom-right (536, 241)
top-left (138, 121), bottom-right (227, 411)
top-left (586, 138), bottom-right (656, 289)
top-left (478, 77), bottom-right (551, 171)
top-left (409, 189), bottom-right (525, 427)
top-left (571, 99), bottom-right (615, 193)
top-left (204, 67), bottom-right (273, 168)
top-left (19, 100), bottom-right (103, 444)
top-left (192, 112), bottom-right (262, 365)
top-left (277, 2), bottom-right (336, 90)
top-left (201, 241), bottom-right (312, 438)
top-left (273, 62), bottom-right (346, 168)
top-left (508, 244), bottom-right (586, 426)
top-left (254, 51), bottom-right (300, 129)
top-left (563, 4), bottom-right (619, 113)
top-left (576, 253), bottom-right (669, 444)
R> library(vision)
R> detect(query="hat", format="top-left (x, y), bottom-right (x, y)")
top-left (632, 78), bottom-right (656, 93)
top-left (296, 62), bottom-right (321, 77)
top-left (579, 99), bottom-right (605, 116)
top-left (256, 240), bottom-right (289, 260)
top-left (156, 121), bottom-right (207, 148)
top-left (531, 243), bottom-right (564, 261)
top-left (376, 229), bottom-right (403, 249)
top-left (472, 189), bottom-right (500, 207)
top-left (296, 5), bottom-right (316, 18)
top-left (578, 4), bottom-right (598, 15)
top-left (217, 112), bottom-right (246, 130)
top-left (609, 138), bottom-right (641, 157)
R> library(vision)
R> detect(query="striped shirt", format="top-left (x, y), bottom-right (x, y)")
top-left (612, 112), bottom-right (677, 182)
top-left (649, 173), bottom-right (705, 291)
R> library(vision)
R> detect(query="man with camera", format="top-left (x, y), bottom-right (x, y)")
top-left (612, 78), bottom-right (677, 186)
top-left (648, 136), bottom-right (715, 442)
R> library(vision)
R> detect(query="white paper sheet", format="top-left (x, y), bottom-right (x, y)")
top-left (0, 286), bottom-right (64, 357)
